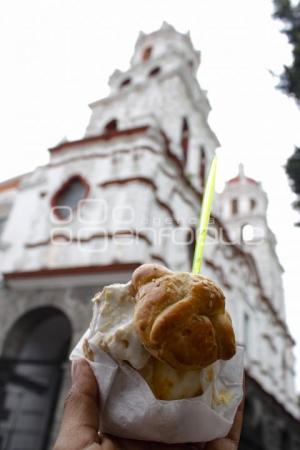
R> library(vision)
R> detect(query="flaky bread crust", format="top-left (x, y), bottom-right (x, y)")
top-left (132, 264), bottom-right (236, 371)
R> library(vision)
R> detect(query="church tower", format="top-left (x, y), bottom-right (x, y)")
top-left (1, 22), bottom-right (220, 279)
top-left (0, 23), bottom-right (299, 450)
top-left (218, 164), bottom-right (285, 320)
top-left (86, 21), bottom-right (220, 192)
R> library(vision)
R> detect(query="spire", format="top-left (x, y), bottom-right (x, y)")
top-left (160, 21), bottom-right (175, 32)
top-left (238, 163), bottom-right (245, 179)
top-left (227, 164), bottom-right (258, 186)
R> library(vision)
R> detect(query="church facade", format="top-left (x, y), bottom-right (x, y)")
top-left (0, 23), bottom-right (299, 450)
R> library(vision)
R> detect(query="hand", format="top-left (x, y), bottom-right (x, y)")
top-left (53, 359), bottom-right (116, 450)
top-left (53, 359), bottom-right (244, 450)
top-left (202, 395), bottom-right (244, 450)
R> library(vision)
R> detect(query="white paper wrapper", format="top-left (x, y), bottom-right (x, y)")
top-left (70, 332), bottom-right (244, 444)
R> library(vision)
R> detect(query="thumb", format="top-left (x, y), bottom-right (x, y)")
top-left (54, 359), bottom-right (100, 450)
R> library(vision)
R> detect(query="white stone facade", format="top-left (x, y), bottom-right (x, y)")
top-left (216, 163), bottom-right (297, 415)
top-left (0, 22), bottom-right (298, 429)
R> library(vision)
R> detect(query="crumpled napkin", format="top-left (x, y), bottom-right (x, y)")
top-left (70, 332), bottom-right (244, 444)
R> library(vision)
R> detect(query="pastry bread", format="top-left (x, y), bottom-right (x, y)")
top-left (84, 263), bottom-right (236, 400)
top-left (132, 264), bottom-right (236, 371)
top-left (139, 356), bottom-right (203, 400)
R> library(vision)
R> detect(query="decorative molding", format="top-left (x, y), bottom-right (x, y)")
top-left (204, 258), bottom-right (231, 290)
top-left (3, 262), bottom-right (141, 280)
top-left (99, 176), bottom-right (180, 226)
top-left (25, 229), bottom-right (152, 248)
top-left (149, 253), bottom-right (168, 266)
top-left (0, 177), bottom-right (22, 193)
top-left (49, 126), bottom-right (149, 154)
top-left (48, 145), bottom-right (160, 168)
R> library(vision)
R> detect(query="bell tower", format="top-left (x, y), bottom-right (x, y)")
top-left (86, 22), bottom-right (220, 194)
top-left (218, 164), bottom-right (285, 319)
top-left (0, 23), bottom-right (299, 434)
top-left (2, 24), bottom-right (223, 280)
top-left (129, 21), bottom-right (201, 71)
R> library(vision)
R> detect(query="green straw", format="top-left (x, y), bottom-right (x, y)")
top-left (192, 156), bottom-right (218, 274)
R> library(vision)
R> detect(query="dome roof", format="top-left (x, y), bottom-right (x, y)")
top-left (227, 164), bottom-right (258, 186)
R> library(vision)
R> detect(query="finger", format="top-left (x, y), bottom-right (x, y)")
top-left (83, 445), bottom-right (102, 450)
top-left (204, 396), bottom-right (245, 450)
top-left (111, 436), bottom-right (197, 450)
top-left (54, 359), bottom-right (100, 450)
top-left (226, 394), bottom-right (244, 444)
top-left (83, 439), bottom-right (118, 450)
top-left (100, 436), bottom-right (122, 450)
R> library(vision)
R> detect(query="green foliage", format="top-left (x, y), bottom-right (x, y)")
top-left (286, 147), bottom-right (300, 192)
top-left (274, 0), bottom-right (300, 102)
top-left (274, 0), bottom-right (300, 224)
top-left (274, 0), bottom-right (293, 20)
top-left (286, 147), bottom-right (300, 224)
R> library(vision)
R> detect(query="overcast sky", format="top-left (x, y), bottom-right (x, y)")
top-left (1, 0), bottom-right (300, 387)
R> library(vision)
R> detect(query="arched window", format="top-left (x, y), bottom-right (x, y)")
top-left (250, 198), bottom-right (256, 210)
top-left (120, 78), bottom-right (131, 89)
top-left (181, 117), bottom-right (189, 165)
top-left (199, 146), bottom-right (206, 188)
top-left (142, 46), bottom-right (153, 61)
top-left (243, 312), bottom-right (250, 352)
top-left (282, 353), bottom-right (287, 377)
top-left (231, 198), bottom-right (238, 215)
top-left (51, 175), bottom-right (90, 220)
top-left (148, 66), bottom-right (161, 78)
top-left (0, 307), bottom-right (72, 450)
top-left (241, 223), bottom-right (255, 243)
top-left (104, 119), bottom-right (118, 133)
top-left (0, 216), bottom-right (7, 237)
